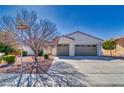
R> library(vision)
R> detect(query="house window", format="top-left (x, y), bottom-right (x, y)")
top-left (81, 45), bottom-right (85, 47)
top-left (92, 45), bottom-right (96, 47)
top-left (58, 44), bottom-right (62, 46)
top-left (76, 45), bottom-right (79, 47)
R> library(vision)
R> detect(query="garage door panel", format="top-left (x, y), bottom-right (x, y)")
top-left (75, 45), bottom-right (97, 56)
top-left (57, 44), bottom-right (69, 56)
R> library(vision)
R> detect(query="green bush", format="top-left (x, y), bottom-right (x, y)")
top-left (38, 49), bottom-right (44, 56)
top-left (0, 42), bottom-right (15, 54)
top-left (2, 55), bottom-right (15, 64)
top-left (44, 54), bottom-right (49, 59)
top-left (22, 51), bottom-right (27, 56)
top-left (20, 50), bottom-right (28, 56)
top-left (0, 57), bottom-right (2, 63)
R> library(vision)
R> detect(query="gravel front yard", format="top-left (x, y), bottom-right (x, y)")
top-left (0, 62), bottom-right (90, 87)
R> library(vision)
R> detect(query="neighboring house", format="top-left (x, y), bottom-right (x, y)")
top-left (23, 46), bottom-right (51, 56)
top-left (103, 37), bottom-right (124, 57)
top-left (23, 46), bottom-right (34, 55)
top-left (52, 31), bottom-right (103, 56)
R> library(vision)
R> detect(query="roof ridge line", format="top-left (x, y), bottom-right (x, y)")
top-left (66, 30), bottom-right (104, 41)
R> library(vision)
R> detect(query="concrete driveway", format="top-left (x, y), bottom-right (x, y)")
top-left (55, 56), bottom-right (124, 87)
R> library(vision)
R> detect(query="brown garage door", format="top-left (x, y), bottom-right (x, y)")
top-left (57, 44), bottom-right (69, 56)
top-left (75, 45), bottom-right (97, 56)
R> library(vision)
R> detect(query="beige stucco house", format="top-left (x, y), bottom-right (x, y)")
top-left (52, 31), bottom-right (103, 56)
top-left (23, 31), bottom-right (104, 56)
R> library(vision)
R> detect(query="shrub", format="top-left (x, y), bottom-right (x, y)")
top-left (0, 42), bottom-right (15, 54)
top-left (19, 50), bottom-right (28, 56)
top-left (0, 57), bottom-right (2, 63)
top-left (2, 55), bottom-right (15, 64)
top-left (44, 54), bottom-right (49, 59)
top-left (9, 50), bottom-right (20, 56)
top-left (22, 51), bottom-right (28, 56)
top-left (38, 49), bottom-right (43, 56)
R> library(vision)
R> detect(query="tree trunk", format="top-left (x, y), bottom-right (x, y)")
top-left (34, 53), bottom-right (39, 73)
top-left (34, 54), bottom-right (38, 63)
top-left (110, 50), bottom-right (112, 56)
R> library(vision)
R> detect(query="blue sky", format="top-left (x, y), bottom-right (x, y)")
top-left (0, 5), bottom-right (124, 40)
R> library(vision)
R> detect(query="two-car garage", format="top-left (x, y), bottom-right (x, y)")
top-left (53, 31), bottom-right (103, 56)
top-left (57, 44), bottom-right (97, 56)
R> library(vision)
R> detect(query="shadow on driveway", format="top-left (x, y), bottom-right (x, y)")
top-left (0, 62), bottom-right (91, 87)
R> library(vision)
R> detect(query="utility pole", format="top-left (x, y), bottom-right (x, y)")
top-left (16, 17), bottom-right (28, 87)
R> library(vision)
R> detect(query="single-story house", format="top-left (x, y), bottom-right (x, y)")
top-left (23, 31), bottom-right (104, 56)
top-left (51, 31), bottom-right (103, 56)
top-left (103, 36), bottom-right (124, 57)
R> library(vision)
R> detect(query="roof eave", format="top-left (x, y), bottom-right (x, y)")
top-left (66, 31), bottom-right (104, 41)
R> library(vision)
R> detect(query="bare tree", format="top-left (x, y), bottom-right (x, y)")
top-left (0, 9), bottom-right (91, 87)
top-left (0, 31), bottom-right (18, 48)
top-left (0, 9), bottom-right (59, 63)
top-left (0, 9), bottom-right (60, 87)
